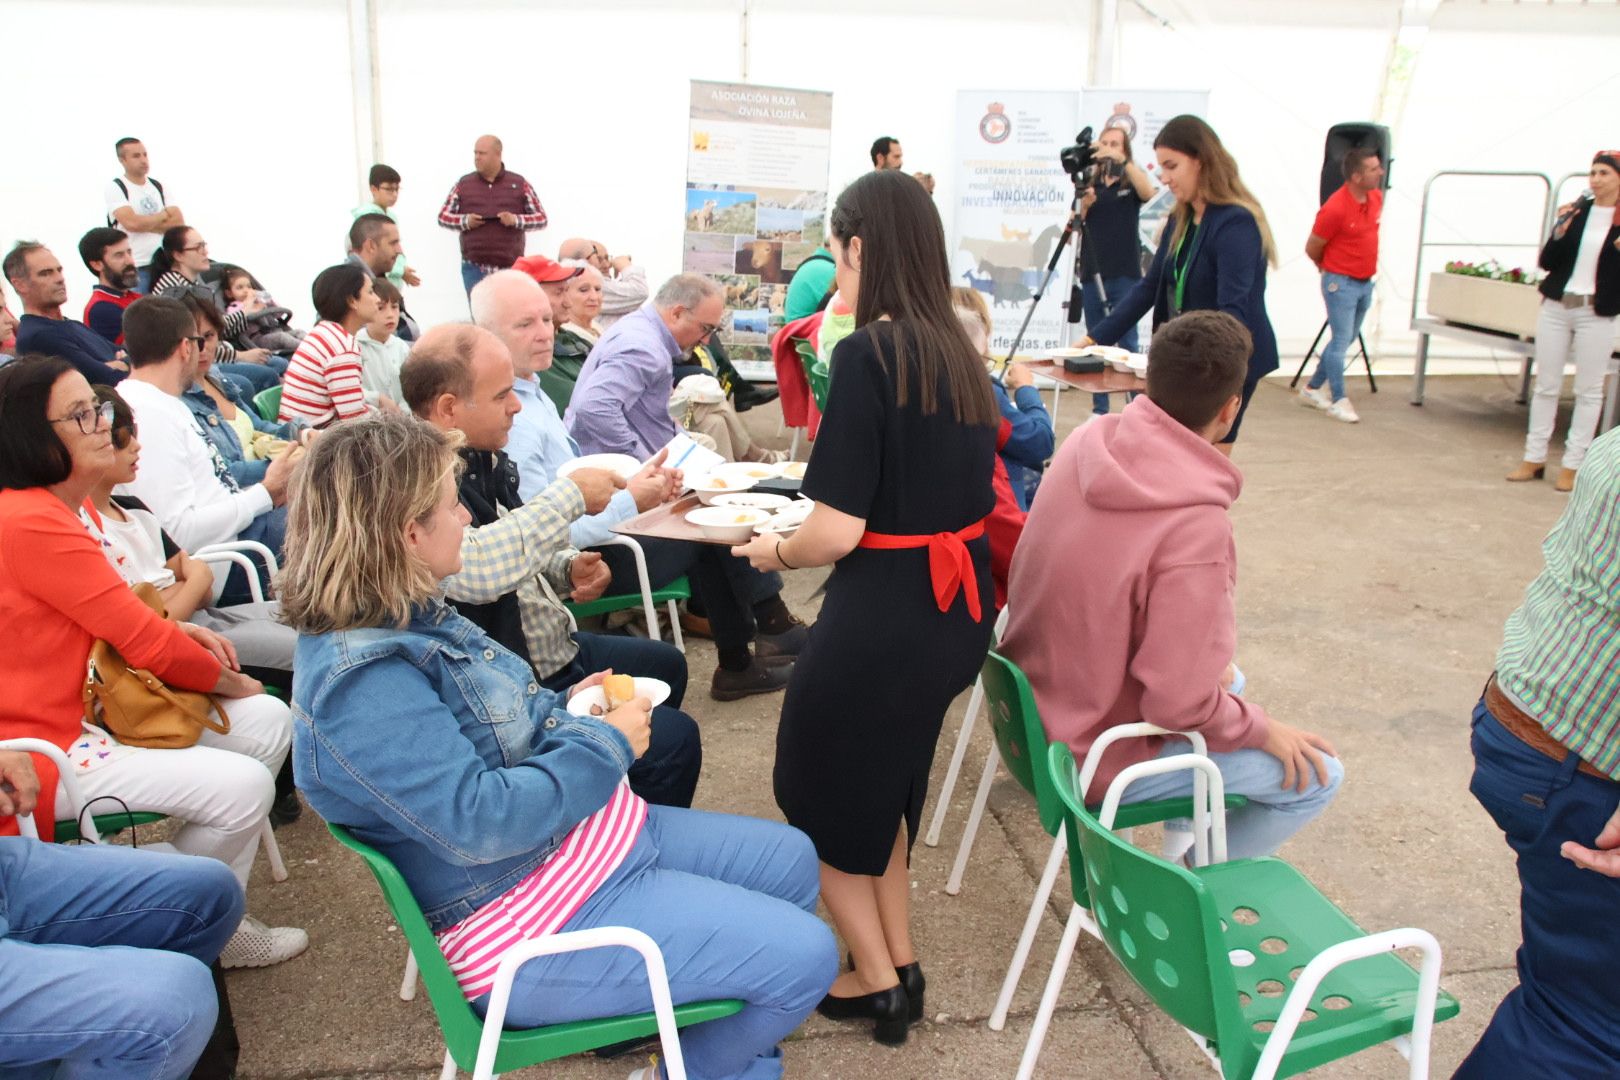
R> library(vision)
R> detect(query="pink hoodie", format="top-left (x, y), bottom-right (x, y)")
top-left (1002, 394), bottom-right (1270, 804)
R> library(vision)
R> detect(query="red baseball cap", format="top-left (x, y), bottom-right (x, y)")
top-left (513, 255), bottom-right (584, 284)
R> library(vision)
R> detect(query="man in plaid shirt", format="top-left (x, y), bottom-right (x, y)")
top-left (438, 135), bottom-right (548, 296)
top-left (405, 324), bottom-right (702, 808)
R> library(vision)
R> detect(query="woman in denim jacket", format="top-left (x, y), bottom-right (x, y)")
top-left (281, 415), bottom-right (835, 1080)
top-left (178, 294), bottom-right (303, 487)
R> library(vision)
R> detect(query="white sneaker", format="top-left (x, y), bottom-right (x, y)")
top-left (1326, 397), bottom-right (1360, 423)
top-left (1298, 386), bottom-right (1332, 410)
top-left (220, 915), bottom-right (309, 969)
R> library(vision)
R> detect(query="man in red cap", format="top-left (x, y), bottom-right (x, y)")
top-left (514, 255), bottom-right (582, 327)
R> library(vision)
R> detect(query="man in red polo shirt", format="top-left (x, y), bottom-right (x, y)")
top-left (1300, 147), bottom-right (1385, 423)
top-left (79, 228), bottom-right (142, 346)
top-left (437, 134), bottom-right (549, 297)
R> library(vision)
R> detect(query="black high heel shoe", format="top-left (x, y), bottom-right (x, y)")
top-left (845, 953), bottom-right (926, 1023)
top-left (816, 984), bottom-right (910, 1046)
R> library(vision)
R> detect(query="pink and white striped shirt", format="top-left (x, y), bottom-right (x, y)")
top-left (279, 321), bottom-right (370, 428)
top-left (436, 779), bottom-right (647, 999)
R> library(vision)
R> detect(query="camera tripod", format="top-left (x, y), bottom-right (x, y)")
top-left (1001, 168), bottom-right (1114, 366)
top-left (1288, 320), bottom-right (1378, 393)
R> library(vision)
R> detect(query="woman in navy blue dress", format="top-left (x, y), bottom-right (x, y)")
top-left (733, 170), bottom-right (1000, 1045)
top-left (1080, 114), bottom-right (1279, 453)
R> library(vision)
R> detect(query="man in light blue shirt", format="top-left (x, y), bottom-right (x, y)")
top-left (565, 274), bottom-right (725, 457)
top-left (472, 271), bottom-right (809, 700)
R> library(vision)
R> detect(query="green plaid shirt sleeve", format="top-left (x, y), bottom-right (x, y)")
top-left (1496, 429), bottom-right (1620, 780)
top-left (443, 480), bottom-right (584, 604)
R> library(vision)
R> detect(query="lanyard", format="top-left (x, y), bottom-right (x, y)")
top-left (1172, 221), bottom-right (1196, 314)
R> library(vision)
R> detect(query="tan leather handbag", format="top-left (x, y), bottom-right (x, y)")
top-left (81, 583), bottom-right (230, 749)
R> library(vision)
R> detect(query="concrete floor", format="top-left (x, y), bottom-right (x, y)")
top-left (229, 372), bottom-right (1579, 1079)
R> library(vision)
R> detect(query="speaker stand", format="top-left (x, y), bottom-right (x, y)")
top-left (1290, 320), bottom-right (1377, 394)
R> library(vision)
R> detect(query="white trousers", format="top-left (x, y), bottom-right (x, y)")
top-left (56, 693), bottom-right (291, 890)
top-left (1525, 299), bottom-right (1617, 470)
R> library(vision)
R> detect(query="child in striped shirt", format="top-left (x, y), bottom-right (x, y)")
top-left (278, 264), bottom-right (379, 428)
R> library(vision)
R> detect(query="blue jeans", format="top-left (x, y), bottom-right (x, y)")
top-left (216, 359), bottom-right (281, 396)
top-left (219, 504), bottom-right (289, 605)
top-left (1117, 741), bottom-right (1344, 861)
top-left (1081, 275), bottom-right (1141, 415)
top-left (1309, 272), bottom-right (1373, 402)
top-left (544, 631), bottom-right (702, 809)
top-left (0, 839), bottom-right (243, 1079)
top-left (461, 261), bottom-right (491, 296)
top-left (1453, 701), bottom-right (1620, 1078)
top-left (476, 806), bottom-right (838, 1080)
top-left (136, 265), bottom-right (153, 295)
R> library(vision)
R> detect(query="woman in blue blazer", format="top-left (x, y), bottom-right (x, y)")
top-left (1079, 115), bottom-right (1279, 453)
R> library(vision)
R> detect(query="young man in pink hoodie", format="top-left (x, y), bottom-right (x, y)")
top-left (1002, 310), bottom-right (1341, 860)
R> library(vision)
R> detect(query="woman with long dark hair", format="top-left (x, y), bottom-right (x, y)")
top-left (1077, 114), bottom-right (1278, 453)
top-left (733, 169), bottom-right (1000, 1044)
top-left (148, 225), bottom-right (280, 392)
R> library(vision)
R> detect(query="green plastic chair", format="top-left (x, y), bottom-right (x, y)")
top-left (326, 823), bottom-right (742, 1080)
top-left (1018, 743), bottom-right (1458, 1080)
top-left (252, 385), bottom-right (282, 422)
top-left (960, 647), bottom-right (1249, 1031)
top-left (791, 337), bottom-right (829, 412)
top-left (563, 537), bottom-right (691, 653)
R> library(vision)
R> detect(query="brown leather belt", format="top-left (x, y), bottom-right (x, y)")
top-left (1485, 675), bottom-right (1611, 781)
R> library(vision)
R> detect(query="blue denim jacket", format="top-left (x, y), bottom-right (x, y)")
top-left (292, 600), bottom-right (633, 932)
top-left (181, 377), bottom-right (296, 488)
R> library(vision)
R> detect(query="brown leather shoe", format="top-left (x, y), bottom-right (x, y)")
top-left (710, 657), bottom-right (793, 701)
top-left (1505, 461), bottom-right (1546, 482)
top-left (678, 610), bottom-right (713, 640)
top-left (1555, 467), bottom-right (1577, 493)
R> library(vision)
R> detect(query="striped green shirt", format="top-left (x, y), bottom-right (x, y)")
top-left (1497, 428), bottom-right (1620, 780)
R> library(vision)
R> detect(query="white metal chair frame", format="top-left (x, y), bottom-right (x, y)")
top-left (0, 736), bottom-right (287, 883)
top-left (565, 535), bottom-right (685, 653)
top-left (1015, 750), bottom-right (1443, 1080)
top-left (195, 539), bottom-right (279, 605)
top-left (461, 927), bottom-right (691, 1080)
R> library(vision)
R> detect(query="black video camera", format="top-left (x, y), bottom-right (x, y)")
top-left (1059, 127), bottom-right (1095, 179)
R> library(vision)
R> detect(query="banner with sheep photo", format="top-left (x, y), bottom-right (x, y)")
top-left (951, 90), bottom-right (1080, 359)
top-left (684, 79), bottom-right (833, 383)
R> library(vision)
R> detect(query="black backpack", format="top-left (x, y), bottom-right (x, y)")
top-left (107, 177), bottom-right (166, 228)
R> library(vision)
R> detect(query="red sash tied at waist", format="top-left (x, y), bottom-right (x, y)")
top-left (857, 517), bottom-right (988, 623)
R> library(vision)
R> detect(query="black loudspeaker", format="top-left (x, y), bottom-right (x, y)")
top-left (1320, 122), bottom-right (1392, 205)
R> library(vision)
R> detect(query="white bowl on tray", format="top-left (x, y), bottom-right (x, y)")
top-left (712, 461), bottom-right (784, 484)
top-left (711, 492), bottom-right (792, 511)
top-left (558, 453), bottom-right (641, 482)
top-left (567, 676), bottom-right (671, 716)
top-left (685, 505), bottom-right (770, 543)
top-left (689, 473), bottom-right (757, 504)
top-left (781, 461), bottom-right (808, 480)
top-left (1127, 353), bottom-right (1149, 378)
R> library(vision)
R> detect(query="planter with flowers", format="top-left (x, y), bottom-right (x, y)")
top-left (1426, 261), bottom-right (1545, 338)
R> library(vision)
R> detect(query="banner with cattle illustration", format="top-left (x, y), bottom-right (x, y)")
top-left (684, 79), bottom-right (834, 381)
top-left (951, 90), bottom-right (1081, 359)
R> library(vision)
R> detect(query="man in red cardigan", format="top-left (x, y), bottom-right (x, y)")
top-left (438, 134), bottom-right (549, 297)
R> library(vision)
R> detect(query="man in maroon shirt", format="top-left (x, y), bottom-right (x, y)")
top-left (437, 135), bottom-right (549, 296)
top-left (1300, 147), bottom-right (1385, 423)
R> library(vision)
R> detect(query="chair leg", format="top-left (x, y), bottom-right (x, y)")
top-left (439, 1047), bottom-right (457, 1080)
top-left (989, 828), bottom-right (1067, 1031)
top-left (945, 743), bottom-right (1000, 895)
top-left (789, 428), bottom-right (801, 460)
top-left (924, 676), bottom-right (986, 847)
top-left (399, 949), bottom-right (419, 1001)
top-left (666, 600), bottom-right (685, 653)
top-left (260, 819), bottom-right (288, 882)
top-left (1014, 901), bottom-right (1088, 1080)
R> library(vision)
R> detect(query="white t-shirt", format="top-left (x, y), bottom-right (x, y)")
top-left (80, 501), bottom-right (176, 588)
top-left (114, 378), bottom-right (271, 551)
top-left (103, 177), bottom-right (169, 267)
top-left (1565, 208), bottom-right (1612, 298)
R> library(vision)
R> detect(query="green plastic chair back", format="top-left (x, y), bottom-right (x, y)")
top-left (980, 649), bottom-right (1066, 837)
top-left (1044, 743), bottom-right (1458, 1080)
top-left (326, 822), bottom-right (742, 1074)
top-left (1047, 742), bottom-right (1239, 1046)
top-left (791, 338), bottom-right (829, 412)
top-left (566, 576), bottom-right (691, 622)
top-left (253, 385), bottom-right (283, 423)
top-left (56, 810), bottom-right (167, 844)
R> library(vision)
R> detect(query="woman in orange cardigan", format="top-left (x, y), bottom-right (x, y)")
top-left (0, 354), bottom-right (304, 968)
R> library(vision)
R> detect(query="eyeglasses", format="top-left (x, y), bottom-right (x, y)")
top-left (377, 184), bottom-right (400, 193)
top-left (185, 334), bottom-right (209, 352)
top-left (181, 242), bottom-right (208, 253)
top-left (51, 400), bottom-right (115, 435)
top-left (693, 316), bottom-right (723, 339)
